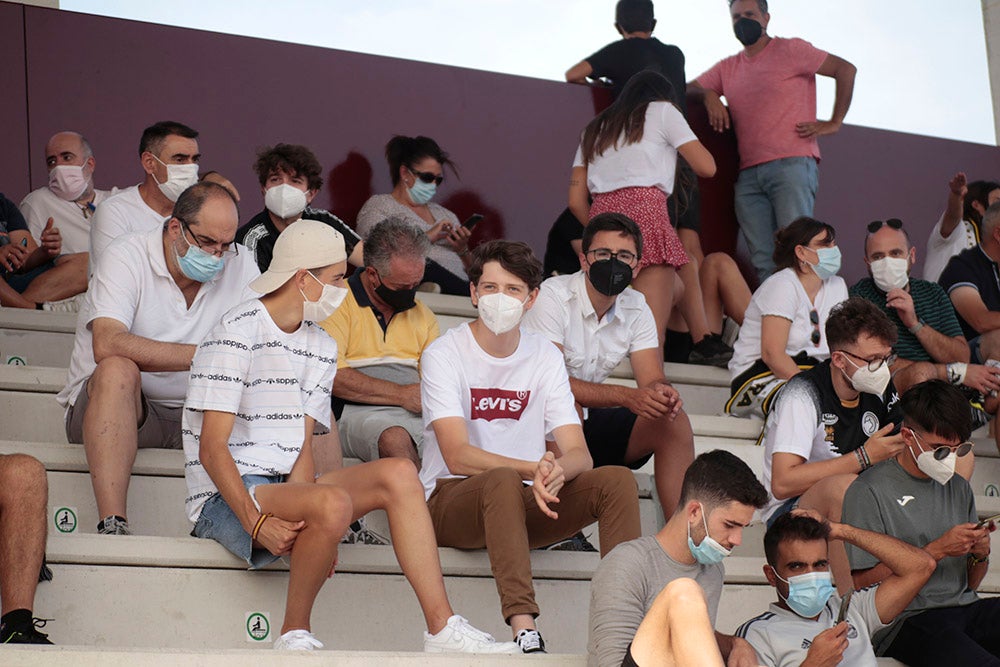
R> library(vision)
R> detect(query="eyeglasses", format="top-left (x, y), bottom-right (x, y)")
top-left (408, 167), bottom-right (444, 186)
top-left (586, 248), bottom-right (638, 265)
top-left (839, 348), bottom-right (897, 372)
top-left (809, 309), bottom-right (821, 346)
top-left (907, 427), bottom-right (974, 460)
top-left (179, 219), bottom-right (239, 258)
top-left (867, 218), bottom-right (903, 234)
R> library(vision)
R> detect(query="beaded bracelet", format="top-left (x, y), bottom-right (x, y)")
top-left (251, 513), bottom-right (272, 541)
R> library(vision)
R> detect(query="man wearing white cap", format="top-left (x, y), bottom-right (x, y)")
top-left (183, 219), bottom-right (517, 653)
top-left (57, 181), bottom-right (260, 537)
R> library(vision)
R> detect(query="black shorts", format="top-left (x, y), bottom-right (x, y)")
top-left (668, 159), bottom-right (701, 233)
top-left (583, 407), bottom-right (650, 469)
top-left (621, 643), bottom-right (639, 667)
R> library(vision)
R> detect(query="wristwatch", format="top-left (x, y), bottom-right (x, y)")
top-left (908, 319), bottom-right (926, 335)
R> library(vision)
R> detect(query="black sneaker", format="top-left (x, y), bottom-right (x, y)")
top-left (0, 617), bottom-right (53, 644)
top-left (340, 518), bottom-right (390, 545)
top-left (688, 333), bottom-right (734, 368)
top-left (515, 629), bottom-right (546, 654)
top-left (539, 531), bottom-right (598, 552)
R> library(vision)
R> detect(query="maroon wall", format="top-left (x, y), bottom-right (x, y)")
top-left (4, 1), bottom-right (1000, 285)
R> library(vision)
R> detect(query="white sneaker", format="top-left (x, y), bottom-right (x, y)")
top-left (273, 629), bottom-right (324, 650)
top-left (515, 628), bottom-right (547, 653)
top-left (424, 615), bottom-right (520, 654)
top-left (42, 293), bottom-right (85, 313)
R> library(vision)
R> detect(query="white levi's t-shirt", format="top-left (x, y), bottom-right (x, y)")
top-left (182, 300), bottom-right (338, 522)
top-left (418, 323), bottom-right (582, 499)
top-left (572, 101), bottom-right (698, 196)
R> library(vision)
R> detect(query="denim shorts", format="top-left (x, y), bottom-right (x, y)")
top-left (766, 496), bottom-right (800, 529)
top-left (192, 474), bottom-right (285, 570)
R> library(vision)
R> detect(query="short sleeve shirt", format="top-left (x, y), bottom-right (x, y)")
top-left (19, 186), bottom-right (118, 255)
top-left (56, 229), bottom-right (262, 409)
top-left (923, 214), bottom-right (979, 283)
top-left (585, 38), bottom-right (686, 106)
top-left (938, 245), bottom-right (1000, 340)
top-left (736, 587), bottom-right (886, 667)
top-left (849, 277), bottom-right (964, 362)
top-left (417, 324), bottom-right (581, 498)
top-left (573, 101), bottom-right (697, 196)
top-left (587, 536), bottom-right (723, 667)
top-left (760, 360), bottom-right (899, 522)
top-left (696, 37), bottom-right (828, 170)
top-left (182, 300), bottom-right (338, 521)
top-left (90, 185), bottom-right (167, 266)
top-left (235, 207), bottom-right (362, 273)
top-left (842, 459), bottom-right (980, 654)
top-left (729, 268), bottom-right (848, 379)
top-left (522, 272), bottom-right (658, 384)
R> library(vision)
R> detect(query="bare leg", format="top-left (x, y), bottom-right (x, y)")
top-left (625, 409), bottom-right (694, 517)
top-left (377, 426), bottom-right (420, 466)
top-left (797, 473), bottom-right (857, 594)
top-left (0, 455), bottom-right (47, 615)
top-left (632, 265), bottom-right (676, 350)
top-left (82, 357), bottom-right (143, 520)
top-left (310, 431), bottom-right (343, 476)
top-left (891, 360), bottom-right (938, 395)
top-left (254, 483), bottom-right (353, 634)
top-left (700, 253), bottom-right (751, 330)
top-left (629, 578), bottom-right (725, 667)
top-left (317, 458), bottom-right (453, 634)
top-left (21, 254), bottom-right (88, 304)
top-left (0, 278), bottom-right (36, 309)
top-left (677, 229), bottom-right (705, 265)
top-left (676, 259), bottom-right (712, 342)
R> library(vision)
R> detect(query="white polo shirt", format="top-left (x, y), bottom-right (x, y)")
top-left (19, 186), bottom-right (119, 255)
top-left (923, 213), bottom-right (979, 283)
top-left (90, 185), bottom-right (167, 266)
top-left (57, 228), bottom-right (260, 410)
top-left (522, 271), bottom-right (658, 385)
top-left (418, 323), bottom-right (581, 498)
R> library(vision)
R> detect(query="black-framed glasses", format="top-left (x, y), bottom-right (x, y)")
top-left (408, 167), bottom-right (444, 186)
top-left (867, 218), bottom-right (903, 234)
top-left (907, 427), bottom-right (974, 460)
top-left (809, 309), bottom-right (821, 346)
top-left (840, 348), bottom-right (897, 372)
top-left (586, 248), bottom-right (638, 266)
top-left (178, 218), bottom-right (239, 258)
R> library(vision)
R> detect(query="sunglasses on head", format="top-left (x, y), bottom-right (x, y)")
top-left (408, 167), bottom-right (444, 186)
top-left (809, 309), bottom-right (821, 346)
top-left (867, 218), bottom-right (903, 234)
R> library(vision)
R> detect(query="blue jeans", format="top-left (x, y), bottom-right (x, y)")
top-left (734, 156), bottom-right (819, 282)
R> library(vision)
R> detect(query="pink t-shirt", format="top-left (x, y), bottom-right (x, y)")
top-left (697, 37), bottom-right (828, 170)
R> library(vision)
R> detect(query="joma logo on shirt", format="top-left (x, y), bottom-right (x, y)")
top-left (470, 389), bottom-right (530, 421)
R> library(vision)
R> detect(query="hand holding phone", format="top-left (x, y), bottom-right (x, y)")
top-left (976, 513), bottom-right (1000, 529)
top-left (463, 214), bottom-right (484, 230)
top-left (836, 591), bottom-right (852, 624)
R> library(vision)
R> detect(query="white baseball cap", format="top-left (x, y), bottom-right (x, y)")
top-left (249, 218), bottom-right (347, 294)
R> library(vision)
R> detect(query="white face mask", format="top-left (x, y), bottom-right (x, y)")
top-left (870, 256), bottom-right (910, 293)
top-left (151, 155), bottom-right (199, 202)
top-left (841, 354), bottom-right (892, 396)
top-left (264, 183), bottom-right (308, 220)
top-left (48, 164), bottom-right (90, 201)
top-left (477, 292), bottom-right (527, 335)
top-left (907, 429), bottom-right (957, 485)
top-left (300, 271), bottom-right (347, 322)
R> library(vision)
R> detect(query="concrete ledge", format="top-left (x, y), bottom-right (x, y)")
top-left (0, 308), bottom-right (77, 333)
top-left (0, 364), bottom-right (66, 392)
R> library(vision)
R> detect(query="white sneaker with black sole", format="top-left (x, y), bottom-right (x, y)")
top-left (515, 628), bottom-right (547, 653)
top-left (424, 614), bottom-right (520, 653)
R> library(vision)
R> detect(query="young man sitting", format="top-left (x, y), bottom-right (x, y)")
top-left (184, 219), bottom-right (516, 653)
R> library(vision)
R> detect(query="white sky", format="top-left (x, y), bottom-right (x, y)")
top-left (62, 0), bottom-right (997, 145)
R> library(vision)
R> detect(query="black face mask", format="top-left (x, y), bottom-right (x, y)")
top-left (733, 17), bottom-right (763, 46)
top-left (374, 272), bottom-right (418, 311)
top-left (588, 258), bottom-right (633, 297)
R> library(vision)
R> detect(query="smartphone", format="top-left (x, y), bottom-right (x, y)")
top-left (20, 237), bottom-right (28, 247)
top-left (463, 214), bottom-right (484, 230)
top-left (976, 513), bottom-right (1000, 529)
top-left (836, 591), bottom-right (852, 624)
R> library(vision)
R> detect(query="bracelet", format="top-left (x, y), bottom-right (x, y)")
top-left (907, 319), bottom-right (925, 335)
top-left (946, 362), bottom-right (968, 386)
top-left (251, 513), bottom-right (272, 541)
top-left (855, 447), bottom-right (870, 472)
top-left (969, 552), bottom-right (990, 566)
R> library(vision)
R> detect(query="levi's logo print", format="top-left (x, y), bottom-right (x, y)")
top-left (470, 389), bottom-right (530, 421)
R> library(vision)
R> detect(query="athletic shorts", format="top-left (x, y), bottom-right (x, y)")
top-left (621, 643), bottom-right (640, 667)
top-left (337, 404), bottom-right (423, 462)
top-left (583, 407), bottom-right (651, 470)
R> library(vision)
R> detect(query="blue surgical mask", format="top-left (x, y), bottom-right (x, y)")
top-left (807, 246), bottom-right (841, 280)
top-left (687, 503), bottom-right (732, 565)
top-left (407, 178), bottom-right (437, 205)
top-left (774, 570), bottom-right (835, 618)
top-left (174, 233), bottom-right (224, 283)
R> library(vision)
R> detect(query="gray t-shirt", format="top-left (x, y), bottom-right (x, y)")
top-left (587, 535), bottom-right (724, 667)
top-left (736, 587), bottom-right (886, 667)
top-left (842, 459), bottom-right (979, 654)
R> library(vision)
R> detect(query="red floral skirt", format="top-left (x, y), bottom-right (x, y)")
top-left (590, 186), bottom-right (689, 269)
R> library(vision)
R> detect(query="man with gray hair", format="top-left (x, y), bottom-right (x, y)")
top-left (319, 217), bottom-right (437, 466)
top-left (56, 182), bottom-right (260, 535)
